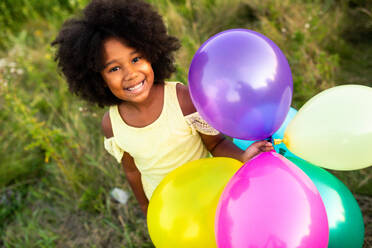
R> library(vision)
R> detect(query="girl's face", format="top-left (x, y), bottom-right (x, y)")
top-left (100, 37), bottom-right (155, 104)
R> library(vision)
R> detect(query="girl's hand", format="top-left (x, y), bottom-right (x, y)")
top-left (241, 140), bottom-right (274, 163)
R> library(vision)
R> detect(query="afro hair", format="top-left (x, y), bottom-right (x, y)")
top-left (52, 0), bottom-right (180, 107)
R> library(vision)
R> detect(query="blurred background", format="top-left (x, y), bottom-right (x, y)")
top-left (0, 0), bottom-right (371, 247)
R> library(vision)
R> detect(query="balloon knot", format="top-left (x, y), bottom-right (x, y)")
top-left (273, 139), bottom-right (283, 145)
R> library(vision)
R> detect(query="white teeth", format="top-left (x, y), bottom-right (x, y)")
top-left (127, 81), bottom-right (144, 91)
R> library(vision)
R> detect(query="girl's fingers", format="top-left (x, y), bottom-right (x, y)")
top-left (260, 142), bottom-right (274, 152)
top-left (251, 140), bottom-right (274, 152)
top-left (261, 147), bottom-right (274, 152)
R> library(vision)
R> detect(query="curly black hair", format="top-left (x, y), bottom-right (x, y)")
top-left (52, 0), bottom-right (180, 107)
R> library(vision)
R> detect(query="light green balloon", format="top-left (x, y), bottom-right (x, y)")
top-left (284, 85), bottom-right (372, 170)
top-left (286, 156), bottom-right (365, 248)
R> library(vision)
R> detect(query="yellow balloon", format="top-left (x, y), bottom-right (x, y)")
top-left (147, 157), bottom-right (242, 248)
top-left (283, 84), bottom-right (372, 170)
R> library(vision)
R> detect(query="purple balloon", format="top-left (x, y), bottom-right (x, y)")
top-left (215, 152), bottom-right (329, 248)
top-left (189, 29), bottom-right (293, 140)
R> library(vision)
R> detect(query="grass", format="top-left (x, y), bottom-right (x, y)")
top-left (0, 0), bottom-right (371, 247)
top-left (1, 180), bottom-right (152, 248)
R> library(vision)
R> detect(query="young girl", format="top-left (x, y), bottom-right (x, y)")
top-left (52, 0), bottom-right (273, 215)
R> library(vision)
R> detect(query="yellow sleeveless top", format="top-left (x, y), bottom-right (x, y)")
top-left (104, 81), bottom-right (218, 199)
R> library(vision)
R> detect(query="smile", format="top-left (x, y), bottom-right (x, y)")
top-left (125, 80), bottom-right (145, 92)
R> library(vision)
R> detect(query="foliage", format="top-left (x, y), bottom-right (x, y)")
top-left (0, 0), bottom-right (371, 247)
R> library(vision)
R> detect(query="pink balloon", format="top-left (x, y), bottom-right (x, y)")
top-left (215, 152), bottom-right (329, 248)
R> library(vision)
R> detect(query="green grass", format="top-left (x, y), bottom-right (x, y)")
top-left (0, 0), bottom-right (371, 247)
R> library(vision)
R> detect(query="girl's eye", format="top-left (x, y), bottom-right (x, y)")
top-left (109, 66), bottom-right (120, 73)
top-left (132, 56), bottom-right (141, 63)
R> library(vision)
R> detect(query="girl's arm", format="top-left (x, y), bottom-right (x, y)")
top-left (121, 152), bottom-right (149, 215)
top-left (102, 112), bottom-right (149, 215)
top-left (176, 84), bottom-right (273, 163)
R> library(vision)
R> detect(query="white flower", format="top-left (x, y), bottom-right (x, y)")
top-left (0, 58), bottom-right (7, 68)
top-left (110, 188), bottom-right (130, 204)
top-left (16, 69), bottom-right (24, 75)
top-left (0, 80), bottom-right (8, 89)
top-left (281, 27), bottom-right (287, 33)
top-left (305, 23), bottom-right (310, 29)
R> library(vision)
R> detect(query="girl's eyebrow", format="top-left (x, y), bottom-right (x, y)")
top-left (103, 60), bottom-right (118, 68)
top-left (103, 50), bottom-right (139, 68)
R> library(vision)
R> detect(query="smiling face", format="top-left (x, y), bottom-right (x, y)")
top-left (100, 37), bottom-right (155, 104)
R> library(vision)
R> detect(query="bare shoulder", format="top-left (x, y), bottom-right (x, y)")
top-left (101, 111), bottom-right (114, 138)
top-left (176, 83), bottom-right (197, 116)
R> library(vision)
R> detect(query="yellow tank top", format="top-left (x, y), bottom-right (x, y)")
top-left (104, 81), bottom-right (210, 199)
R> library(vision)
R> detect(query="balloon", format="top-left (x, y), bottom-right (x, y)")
top-left (233, 107), bottom-right (297, 156)
top-left (147, 157), bottom-right (242, 248)
top-left (273, 107), bottom-right (297, 157)
top-left (232, 138), bottom-right (255, 151)
top-left (282, 85), bottom-right (372, 170)
top-left (189, 29), bottom-right (293, 140)
top-left (272, 107), bottom-right (298, 139)
top-left (286, 156), bottom-right (365, 248)
top-left (215, 152), bottom-right (329, 248)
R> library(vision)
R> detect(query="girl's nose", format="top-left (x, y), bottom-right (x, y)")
top-left (123, 66), bottom-right (138, 81)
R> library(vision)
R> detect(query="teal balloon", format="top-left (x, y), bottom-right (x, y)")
top-left (233, 138), bottom-right (255, 150)
top-left (286, 156), bottom-right (365, 248)
top-left (275, 142), bottom-right (297, 157)
top-left (272, 107), bottom-right (297, 139)
top-left (233, 107), bottom-right (297, 156)
top-left (273, 107), bottom-right (297, 156)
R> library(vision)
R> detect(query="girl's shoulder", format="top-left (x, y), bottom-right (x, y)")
top-left (175, 83), bottom-right (196, 116)
top-left (101, 111), bottom-right (114, 138)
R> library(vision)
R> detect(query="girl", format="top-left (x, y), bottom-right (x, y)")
top-left (52, 0), bottom-right (273, 215)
